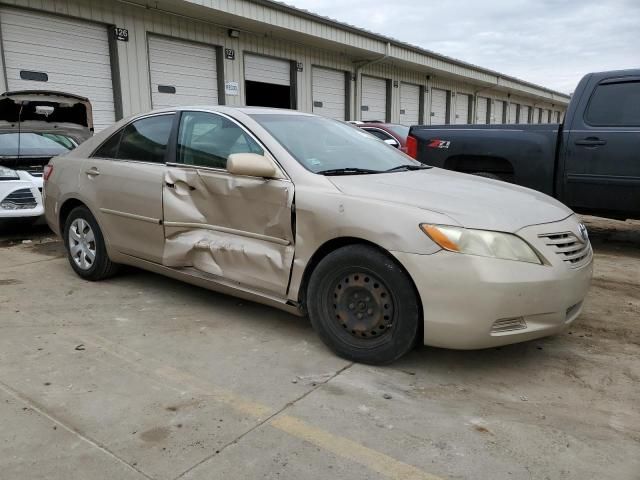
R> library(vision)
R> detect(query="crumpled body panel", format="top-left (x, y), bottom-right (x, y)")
top-left (162, 167), bottom-right (294, 296)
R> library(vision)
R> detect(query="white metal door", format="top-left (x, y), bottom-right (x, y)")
top-left (476, 97), bottom-right (489, 124)
top-left (492, 100), bottom-right (504, 124)
top-left (399, 83), bottom-right (420, 126)
top-left (0, 8), bottom-right (115, 130)
top-left (508, 103), bottom-right (518, 124)
top-left (148, 36), bottom-right (218, 109)
top-left (533, 107), bottom-right (541, 123)
top-left (244, 54), bottom-right (290, 86)
top-left (519, 105), bottom-right (530, 124)
top-left (312, 67), bottom-right (345, 120)
top-left (454, 93), bottom-right (470, 124)
top-left (541, 109), bottom-right (549, 123)
top-left (430, 88), bottom-right (448, 125)
top-left (361, 76), bottom-right (387, 122)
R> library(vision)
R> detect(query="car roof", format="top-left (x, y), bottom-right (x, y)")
top-left (145, 105), bottom-right (315, 117)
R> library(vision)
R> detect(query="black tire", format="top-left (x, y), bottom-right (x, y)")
top-left (63, 206), bottom-right (118, 281)
top-left (471, 171), bottom-right (502, 181)
top-left (307, 245), bottom-right (420, 365)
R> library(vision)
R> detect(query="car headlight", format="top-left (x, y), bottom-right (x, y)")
top-left (420, 224), bottom-right (542, 264)
top-left (0, 166), bottom-right (20, 180)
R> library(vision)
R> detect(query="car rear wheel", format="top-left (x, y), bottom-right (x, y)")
top-left (63, 206), bottom-right (118, 281)
top-left (307, 245), bottom-right (420, 364)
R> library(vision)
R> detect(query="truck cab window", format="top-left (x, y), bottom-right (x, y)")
top-left (586, 81), bottom-right (640, 127)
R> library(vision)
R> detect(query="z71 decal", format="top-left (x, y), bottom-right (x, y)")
top-left (427, 139), bottom-right (451, 149)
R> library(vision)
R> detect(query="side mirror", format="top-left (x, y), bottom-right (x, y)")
top-left (384, 138), bottom-right (400, 148)
top-left (227, 153), bottom-right (277, 178)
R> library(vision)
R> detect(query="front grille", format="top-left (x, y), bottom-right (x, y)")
top-left (0, 158), bottom-right (49, 177)
top-left (538, 231), bottom-right (592, 268)
top-left (1, 188), bottom-right (37, 209)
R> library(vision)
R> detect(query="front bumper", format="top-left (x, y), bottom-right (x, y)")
top-left (392, 217), bottom-right (593, 349)
top-left (0, 171), bottom-right (44, 219)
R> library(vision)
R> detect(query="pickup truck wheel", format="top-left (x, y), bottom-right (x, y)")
top-left (471, 172), bottom-right (502, 181)
top-left (307, 245), bottom-right (420, 365)
top-left (63, 206), bottom-right (118, 281)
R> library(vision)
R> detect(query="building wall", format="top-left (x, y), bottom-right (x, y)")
top-left (0, 0), bottom-right (568, 124)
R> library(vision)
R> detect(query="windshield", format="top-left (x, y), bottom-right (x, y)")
top-left (0, 133), bottom-right (77, 157)
top-left (250, 114), bottom-right (421, 174)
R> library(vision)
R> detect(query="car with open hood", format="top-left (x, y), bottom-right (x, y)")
top-left (0, 91), bottom-right (92, 221)
top-left (44, 107), bottom-right (593, 364)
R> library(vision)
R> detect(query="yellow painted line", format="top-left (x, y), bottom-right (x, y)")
top-left (272, 415), bottom-right (444, 480)
top-left (76, 333), bottom-right (446, 480)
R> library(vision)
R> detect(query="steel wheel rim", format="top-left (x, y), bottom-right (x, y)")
top-left (68, 218), bottom-right (96, 270)
top-left (332, 271), bottom-right (394, 341)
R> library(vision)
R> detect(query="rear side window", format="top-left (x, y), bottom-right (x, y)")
top-left (118, 115), bottom-right (175, 163)
top-left (93, 131), bottom-right (122, 158)
top-left (586, 81), bottom-right (640, 126)
top-left (93, 114), bottom-right (174, 162)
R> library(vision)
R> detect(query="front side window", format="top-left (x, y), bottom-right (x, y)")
top-left (586, 81), bottom-right (640, 127)
top-left (177, 112), bottom-right (263, 169)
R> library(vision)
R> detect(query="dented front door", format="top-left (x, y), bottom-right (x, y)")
top-left (162, 111), bottom-right (295, 297)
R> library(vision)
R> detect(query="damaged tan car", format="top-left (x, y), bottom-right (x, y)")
top-left (44, 107), bottom-right (592, 364)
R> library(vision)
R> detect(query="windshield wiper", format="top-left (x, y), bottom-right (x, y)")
top-left (316, 168), bottom-right (382, 176)
top-left (384, 164), bottom-right (431, 173)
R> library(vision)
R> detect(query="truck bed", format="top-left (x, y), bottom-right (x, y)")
top-left (409, 123), bottom-right (561, 196)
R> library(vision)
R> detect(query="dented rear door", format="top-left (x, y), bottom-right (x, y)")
top-left (162, 111), bottom-right (295, 297)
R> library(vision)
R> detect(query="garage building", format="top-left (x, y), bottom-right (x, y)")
top-left (0, 1), bottom-right (570, 131)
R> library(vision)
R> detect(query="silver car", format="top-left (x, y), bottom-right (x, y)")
top-left (44, 107), bottom-right (593, 364)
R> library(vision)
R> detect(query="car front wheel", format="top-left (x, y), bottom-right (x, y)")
top-left (63, 206), bottom-right (118, 281)
top-left (307, 245), bottom-right (420, 364)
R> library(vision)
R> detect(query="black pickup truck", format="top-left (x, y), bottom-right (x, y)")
top-left (407, 69), bottom-right (640, 219)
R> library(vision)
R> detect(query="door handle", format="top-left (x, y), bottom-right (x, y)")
top-left (166, 181), bottom-right (196, 191)
top-left (575, 137), bottom-right (607, 147)
top-left (85, 167), bottom-right (100, 176)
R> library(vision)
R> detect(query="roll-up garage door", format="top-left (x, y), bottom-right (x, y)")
top-left (492, 100), bottom-right (504, 124)
top-left (454, 93), bottom-right (470, 124)
top-left (244, 53), bottom-right (292, 109)
top-left (430, 88), bottom-right (448, 125)
top-left (312, 67), bottom-right (345, 120)
top-left (533, 107), bottom-right (541, 123)
top-left (476, 97), bottom-right (489, 124)
top-left (508, 103), bottom-right (518, 124)
top-left (148, 36), bottom-right (219, 109)
top-left (399, 83), bottom-right (420, 126)
top-left (0, 8), bottom-right (115, 130)
top-left (541, 109), bottom-right (549, 123)
top-left (245, 54), bottom-right (290, 86)
top-left (519, 105), bottom-right (530, 124)
top-left (361, 76), bottom-right (387, 122)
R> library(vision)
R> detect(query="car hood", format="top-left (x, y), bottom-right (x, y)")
top-left (328, 167), bottom-right (573, 232)
top-left (0, 90), bottom-right (93, 142)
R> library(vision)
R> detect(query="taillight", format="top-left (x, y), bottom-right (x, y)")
top-left (406, 135), bottom-right (418, 159)
top-left (43, 164), bottom-right (54, 181)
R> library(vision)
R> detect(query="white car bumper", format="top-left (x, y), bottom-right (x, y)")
top-left (0, 171), bottom-right (44, 219)
top-left (393, 216), bottom-right (594, 350)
